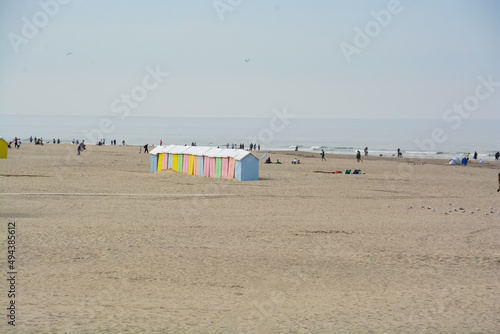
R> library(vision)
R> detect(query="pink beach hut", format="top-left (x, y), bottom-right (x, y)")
top-left (183, 154), bottom-right (189, 174)
top-left (203, 148), bottom-right (224, 178)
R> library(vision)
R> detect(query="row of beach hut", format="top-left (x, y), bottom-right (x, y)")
top-left (149, 145), bottom-right (259, 181)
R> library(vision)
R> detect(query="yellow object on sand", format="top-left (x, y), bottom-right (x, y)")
top-left (0, 138), bottom-right (8, 159)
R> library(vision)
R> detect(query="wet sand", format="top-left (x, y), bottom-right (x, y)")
top-left (0, 143), bottom-right (499, 333)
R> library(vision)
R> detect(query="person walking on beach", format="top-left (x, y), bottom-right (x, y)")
top-left (144, 144), bottom-right (149, 154)
top-left (397, 148), bottom-right (403, 158)
top-left (496, 152), bottom-right (500, 161)
top-left (364, 147), bottom-right (368, 156)
top-left (356, 150), bottom-right (363, 162)
top-left (321, 149), bottom-right (326, 161)
top-left (77, 142), bottom-right (84, 156)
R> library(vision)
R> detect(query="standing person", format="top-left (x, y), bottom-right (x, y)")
top-left (321, 149), bottom-right (326, 161)
top-left (295, 145), bottom-right (298, 151)
top-left (144, 144), bottom-right (148, 153)
top-left (160, 140), bottom-right (162, 146)
top-left (139, 146), bottom-right (142, 154)
top-left (496, 151), bottom-right (500, 161)
top-left (473, 151), bottom-right (478, 160)
top-left (356, 150), bottom-right (362, 162)
top-left (498, 173), bottom-right (500, 192)
top-left (30, 136), bottom-right (33, 143)
top-left (364, 147), bottom-right (368, 156)
top-left (466, 152), bottom-right (470, 163)
top-left (77, 142), bottom-right (83, 156)
top-left (397, 148), bottom-right (402, 158)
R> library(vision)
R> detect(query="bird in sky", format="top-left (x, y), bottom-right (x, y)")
top-left (66, 52), bottom-right (72, 56)
top-left (244, 59), bottom-right (250, 62)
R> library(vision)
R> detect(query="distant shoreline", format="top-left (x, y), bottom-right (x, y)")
top-left (10, 142), bottom-right (499, 166)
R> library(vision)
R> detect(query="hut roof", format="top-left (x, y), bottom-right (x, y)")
top-left (150, 145), bottom-right (257, 161)
top-left (149, 146), bottom-right (163, 155)
top-left (167, 145), bottom-right (191, 154)
top-left (182, 146), bottom-right (212, 155)
top-left (160, 144), bottom-right (176, 153)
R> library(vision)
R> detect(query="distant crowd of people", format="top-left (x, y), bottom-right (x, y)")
top-left (9, 137), bottom-right (500, 164)
top-left (175, 142), bottom-right (262, 151)
top-left (221, 143), bottom-right (261, 150)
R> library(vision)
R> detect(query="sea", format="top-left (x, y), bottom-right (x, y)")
top-left (1, 115), bottom-right (499, 161)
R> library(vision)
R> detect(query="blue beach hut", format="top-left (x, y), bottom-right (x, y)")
top-left (234, 150), bottom-right (259, 181)
top-left (149, 146), bottom-right (163, 173)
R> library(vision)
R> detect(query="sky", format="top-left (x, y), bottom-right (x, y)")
top-left (0, 0), bottom-right (499, 119)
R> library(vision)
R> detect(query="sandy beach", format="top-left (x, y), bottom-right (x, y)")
top-left (0, 143), bottom-right (499, 333)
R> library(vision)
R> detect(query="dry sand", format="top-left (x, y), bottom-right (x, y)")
top-left (0, 143), bottom-right (499, 333)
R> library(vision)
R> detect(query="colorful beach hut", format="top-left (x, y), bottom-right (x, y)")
top-left (167, 146), bottom-right (190, 172)
top-left (0, 138), bottom-right (8, 159)
top-left (149, 145), bottom-right (259, 181)
top-left (203, 148), bottom-right (224, 178)
top-left (161, 144), bottom-right (176, 169)
top-left (149, 146), bottom-right (163, 173)
top-left (160, 144), bottom-right (176, 170)
top-left (182, 146), bottom-right (212, 176)
top-left (213, 149), bottom-right (241, 179)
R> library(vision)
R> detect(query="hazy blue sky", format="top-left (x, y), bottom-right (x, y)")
top-left (1, 0), bottom-right (499, 119)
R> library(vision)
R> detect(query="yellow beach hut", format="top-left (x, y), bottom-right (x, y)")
top-left (0, 138), bottom-right (8, 159)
